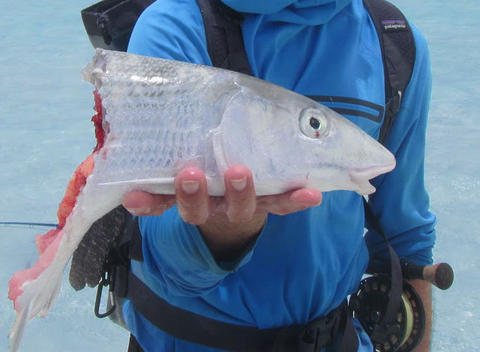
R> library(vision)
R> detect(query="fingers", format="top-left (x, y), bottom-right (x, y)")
top-left (122, 169), bottom-right (212, 224)
top-left (122, 165), bottom-right (322, 224)
top-left (257, 188), bottom-right (322, 216)
top-left (223, 165), bottom-right (257, 223)
top-left (289, 188), bottom-right (323, 205)
top-left (123, 191), bottom-right (176, 216)
top-left (122, 169), bottom-right (211, 224)
top-left (174, 168), bottom-right (211, 225)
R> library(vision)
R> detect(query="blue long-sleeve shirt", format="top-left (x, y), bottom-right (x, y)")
top-left (123, 0), bottom-right (436, 350)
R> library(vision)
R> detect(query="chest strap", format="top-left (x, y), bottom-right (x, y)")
top-left (124, 272), bottom-right (357, 352)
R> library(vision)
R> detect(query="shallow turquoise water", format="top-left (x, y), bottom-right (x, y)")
top-left (0, 0), bottom-right (478, 351)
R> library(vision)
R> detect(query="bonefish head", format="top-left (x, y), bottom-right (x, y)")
top-left (214, 82), bottom-right (395, 195)
top-left (295, 105), bottom-right (396, 195)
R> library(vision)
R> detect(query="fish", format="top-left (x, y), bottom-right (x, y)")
top-left (8, 48), bottom-right (395, 351)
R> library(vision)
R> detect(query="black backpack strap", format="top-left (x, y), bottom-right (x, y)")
top-left (363, 0), bottom-right (415, 145)
top-left (361, 198), bottom-right (404, 339)
top-left (81, 0), bottom-right (155, 51)
top-left (360, 2), bottom-right (416, 331)
top-left (196, 0), bottom-right (253, 75)
top-left (125, 271), bottom-right (356, 352)
top-left (128, 334), bottom-right (145, 352)
top-left (360, 2), bottom-right (415, 326)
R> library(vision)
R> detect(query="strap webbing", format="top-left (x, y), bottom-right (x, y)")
top-left (128, 272), bottom-right (279, 351)
top-left (125, 271), bottom-right (357, 352)
top-left (363, 0), bottom-right (415, 145)
top-left (128, 334), bottom-right (145, 352)
top-left (81, 0), bottom-right (155, 50)
top-left (196, 0), bottom-right (253, 75)
top-left (362, 197), bottom-right (403, 341)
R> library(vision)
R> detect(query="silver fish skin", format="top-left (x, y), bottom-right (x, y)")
top-left (8, 49), bottom-right (395, 352)
top-left (84, 49), bottom-right (395, 196)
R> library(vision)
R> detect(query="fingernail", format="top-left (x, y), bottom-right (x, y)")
top-left (230, 177), bottom-right (247, 192)
top-left (126, 207), bottom-right (151, 216)
top-left (182, 180), bottom-right (200, 194)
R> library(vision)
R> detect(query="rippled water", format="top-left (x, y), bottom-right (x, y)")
top-left (0, 0), bottom-right (478, 350)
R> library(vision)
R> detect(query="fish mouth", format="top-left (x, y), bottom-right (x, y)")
top-left (350, 161), bottom-right (396, 195)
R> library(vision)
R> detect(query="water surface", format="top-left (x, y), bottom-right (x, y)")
top-left (0, 0), bottom-right (478, 350)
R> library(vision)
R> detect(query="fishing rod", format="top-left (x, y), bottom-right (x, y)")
top-left (0, 221), bottom-right (58, 228)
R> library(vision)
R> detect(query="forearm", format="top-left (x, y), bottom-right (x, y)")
top-left (409, 280), bottom-right (432, 352)
top-left (199, 212), bottom-right (266, 263)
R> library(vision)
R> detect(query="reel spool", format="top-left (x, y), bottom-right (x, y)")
top-left (350, 275), bottom-right (425, 352)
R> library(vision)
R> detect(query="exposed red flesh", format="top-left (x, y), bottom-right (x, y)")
top-left (9, 91), bottom-right (104, 308)
top-left (92, 90), bottom-right (105, 152)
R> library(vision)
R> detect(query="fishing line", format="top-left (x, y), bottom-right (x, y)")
top-left (0, 221), bottom-right (58, 228)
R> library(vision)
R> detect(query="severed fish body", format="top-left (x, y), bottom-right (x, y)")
top-left (86, 49), bottom-right (396, 195)
top-left (8, 49), bottom-right (395, 351)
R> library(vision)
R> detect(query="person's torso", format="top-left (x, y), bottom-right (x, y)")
top-left (125, 0), bottom-right (384, 350)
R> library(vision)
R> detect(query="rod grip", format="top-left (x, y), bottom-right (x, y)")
top-left (402, 262), bottom-right (454, 290)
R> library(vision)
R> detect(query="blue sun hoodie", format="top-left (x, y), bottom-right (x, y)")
top-left (123, 0), bottom-right (436, 351)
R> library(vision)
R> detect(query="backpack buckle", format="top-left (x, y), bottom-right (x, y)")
top-left (297, 305), bottom-right (342, 352)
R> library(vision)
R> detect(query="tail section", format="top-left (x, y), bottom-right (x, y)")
top-left (8, 299), bottom-right (31, 352)
top-left (8, 229), bottom-right (65, 352)
top-left (8, 87), bottom-right (113, 351)
top-left (8, 228), bottom-right (63, 311)
top-left (8, 153), bottom-right (98, 351)
top-left (35, 228), bottom-right (59, 255)
top-left (34, 154), bottom-right (94, 256)
top-left (9, 261), bottom-right (65, 352)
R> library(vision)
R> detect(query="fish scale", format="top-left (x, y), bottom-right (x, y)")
top-left (96, 103), bottom-right (210, 181)
top-left (98, 91), bottom-right (209, 178)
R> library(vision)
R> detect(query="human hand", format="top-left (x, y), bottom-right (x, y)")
top-left (123, 165), bottom-right (322, 221)
top-left (122, 165), bottom-right (322, 259)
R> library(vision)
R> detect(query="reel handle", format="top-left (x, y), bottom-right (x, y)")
top-left (367, 260), bottom-right (454, 290)
top-left (402, 262), bottom-right (454, 290)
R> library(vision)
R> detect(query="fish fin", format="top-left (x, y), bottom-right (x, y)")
top-left (211, 127), bottom-right (229, 174)
top-left (353, 180), bottom-right (376, 195)
top-left (8, 230), bottom-right (65, 350)
top-left (8, 248), bottom-right (65, 350)
top-left (97, 177), bottom-right (174, 187)
top-left (8, 261), bottom-right (64, 352)
top-left (8, 299), bottom-right (31, 352)
top-left (9, 274), bottom-right (63, 352)
top-left (35, 228), bottom-right (60, 255)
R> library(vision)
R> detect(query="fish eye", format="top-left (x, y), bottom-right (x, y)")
top-left (309, 117), bottom-right (321, 130)
top-left (299, 109), bottom-right (329, 139)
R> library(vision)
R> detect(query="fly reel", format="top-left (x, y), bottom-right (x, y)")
top-left (349, 275), bottom-right (425, 352)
